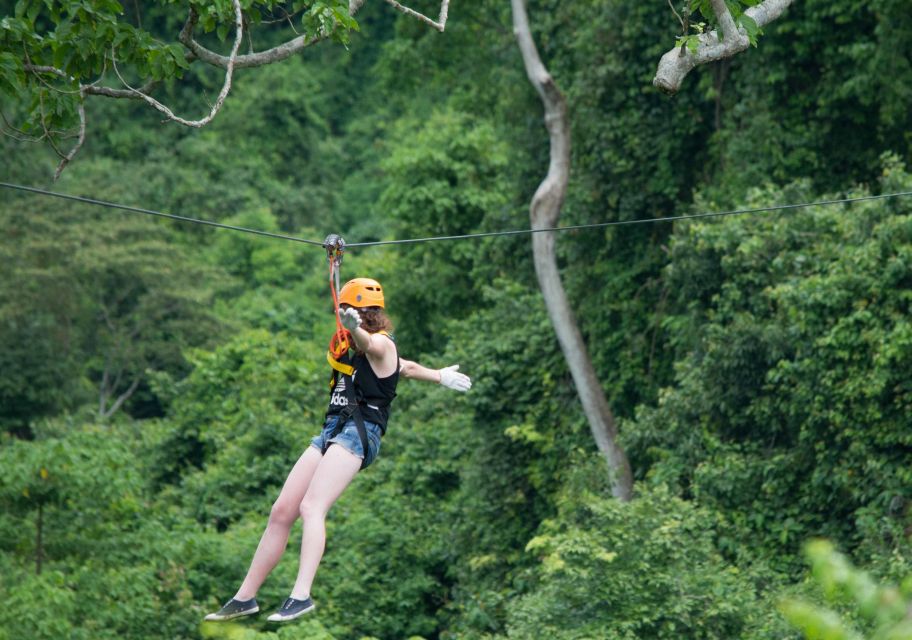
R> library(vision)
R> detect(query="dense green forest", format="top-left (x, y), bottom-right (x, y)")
top-left (2, 1), bottom-right (912, 638)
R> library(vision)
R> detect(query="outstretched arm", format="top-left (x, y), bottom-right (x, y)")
top-left (400, 359), bottom-right (472, 392)
top-left (339, 308), bottom-right (472, 390)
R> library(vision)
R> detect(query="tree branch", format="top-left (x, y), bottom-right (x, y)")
top-left (0, 110), bottom-right (42, 142)
top-left (179, 1), bottom-right (367, 69)
top-left (710, 0), bottom-right (741, 43)
top-left (667, 0), bottom-right (685, 31)
top-left (36, 92), bottom-right (67, 160)
top-left (19, 0), bottom-right (450, 178)
top-left (101, 375), bottom-right (141, 419)
top-left (132, 0), bottom-right (142, 30)
top-left (53, 94), bottom-right (86, 181)
top-left (24, 62), bottom-right (158, 98)
top-left (110, 364), bottom-right (125, 403)
top-left (113, 0), bottom-right (243, 127)
top-left (18, 62), bottom-right (154, 174)
top-left (99, 359), bottom-right (110, 418)
top-left (260, 5), bottom-right (305, 30)
top-left (382, 0), bottom-right (450, 32)
top-left (84, 82), bottom-right (159, 98)
top-left (180, 0), bottom-right (446, 69)
top-left (513, 3), bottom-right (569, 223)
top-left (23, 64), bottom-right (68, 80)
top-left (99, 303), bottom-right (118, 335)
top-left (653, 0), bottom-right (795, 95)
top-left (179, 30), bottom-right (323, 68)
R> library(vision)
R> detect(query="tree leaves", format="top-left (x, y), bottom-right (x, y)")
top-left (625, 164), bottom-right (912, 577)
top-left (3, 2), bottom-right (912, 638)
top-left (780, 541), bottom-right (912, 640)
top-left (302, 1), bottom-right (360, 47)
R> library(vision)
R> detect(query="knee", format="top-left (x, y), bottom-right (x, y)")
top-left (269, 499), bottom-right (299, 527)
top-left (298, 498), bottom-right (325, 523)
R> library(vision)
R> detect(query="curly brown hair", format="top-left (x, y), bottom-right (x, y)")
top-left (359, 307), bottom-right (394, 335)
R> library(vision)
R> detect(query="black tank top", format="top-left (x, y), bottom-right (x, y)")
top-left (326, 335), bottom-right (399, 432)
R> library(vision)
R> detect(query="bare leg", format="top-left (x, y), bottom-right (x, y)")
top-left (289, 444), bottom-right (362, 600)
top-left (233, 446), bottom-right (324, 600)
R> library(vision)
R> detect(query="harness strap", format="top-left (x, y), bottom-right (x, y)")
top-left (343, 370), bottom-right (370, 471)
top-left (321, 371), bottom-right (370, 471)
top-left (326, 350), bottom-right (354, 377)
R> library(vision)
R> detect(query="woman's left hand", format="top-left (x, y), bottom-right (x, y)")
top-left (439, 365), bottom-right (472, 392)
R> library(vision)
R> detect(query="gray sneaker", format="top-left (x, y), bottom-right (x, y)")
top-left (266, 597), bottom-right (315, 622)
top-left (204, 598), bottom-right (259, 621)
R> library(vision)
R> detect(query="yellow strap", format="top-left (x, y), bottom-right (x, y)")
top-left (326, 350), bottom-right (355, 376)
top-left (326, 331), bottom-right (391, 385)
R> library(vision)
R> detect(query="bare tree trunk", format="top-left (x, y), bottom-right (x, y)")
top-left (101, 376), bottom-right (141, 420)
top-left (511, 0), bottom-right (633, 502)
top-left (97, 359), bottom-right (141, 420)
top-left (98, 364), bottom-right (110, 419)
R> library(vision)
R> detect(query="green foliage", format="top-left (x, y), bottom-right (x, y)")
top-left (0, 422), bottom-right (219, 640)
top-left (148, 328), bottom-right (324, 525)
top-left (0, 0), bottom-right (186, 138)
top-left (678, 23), bottom-right (710, 55)
top-left (625, 162), bottom-right (912, 572)
top-left (699, 0), bottom-right (912, 202)
top-left (781, 540), bottom-right (912, 640)
top-left (535, 0), bottom-right (711, 416)
top-left (0, 426), bottom-right (144, 563)
top-left (0, 182), bottom-right (230, 425)
top-left (498, 484), bottom-right (786, 640)
top-left (302, 0), bottom-right (360, 47)
top-left (4, 1), bottom-right (912, 639)
top-left (415, 281), bottom-right (609, 638)
top-left (307, 462), bottom-right (458, 639)
top-left (199, 617), bottom-right (339, 640)
top-left (0, 0), bottom-right (359, 153)
top-left (209, 209), bottom-right (301, 286)
top-left (686, 0), bottom-right (763, 45)
top-left (380, 108), bottom-right (512, 354)
top-left (0, 307), bottom-right (84, 432)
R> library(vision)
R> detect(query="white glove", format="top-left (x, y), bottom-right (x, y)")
top-left (439, 365), bottom-right (471, 392)
top-left (339, 307), bottom-right (362, 331)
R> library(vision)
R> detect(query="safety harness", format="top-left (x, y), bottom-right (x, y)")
top-left (322, 234), bottom-right (371, 470)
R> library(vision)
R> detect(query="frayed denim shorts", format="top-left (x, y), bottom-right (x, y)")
top-left (310, 414), bottom-right (383, 468)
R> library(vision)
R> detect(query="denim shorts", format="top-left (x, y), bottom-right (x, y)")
top-left (310, 414), bottom-right (383, 468)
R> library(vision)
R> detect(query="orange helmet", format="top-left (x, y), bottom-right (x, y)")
top-left (339, 278), bottom-right (385, 308)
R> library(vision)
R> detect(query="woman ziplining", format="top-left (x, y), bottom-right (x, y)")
top-left (204, 272), bottom-right (471, 623)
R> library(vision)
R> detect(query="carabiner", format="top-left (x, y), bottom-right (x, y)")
top-left (323, 234), bottom-right (345, 267)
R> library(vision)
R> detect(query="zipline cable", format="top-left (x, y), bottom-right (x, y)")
top-left (346, 190), bottom-right (912, 247)
top-left (2, 181), bottom-right (912, 249)
top-left (0, 181), bottom-right (324, 247)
